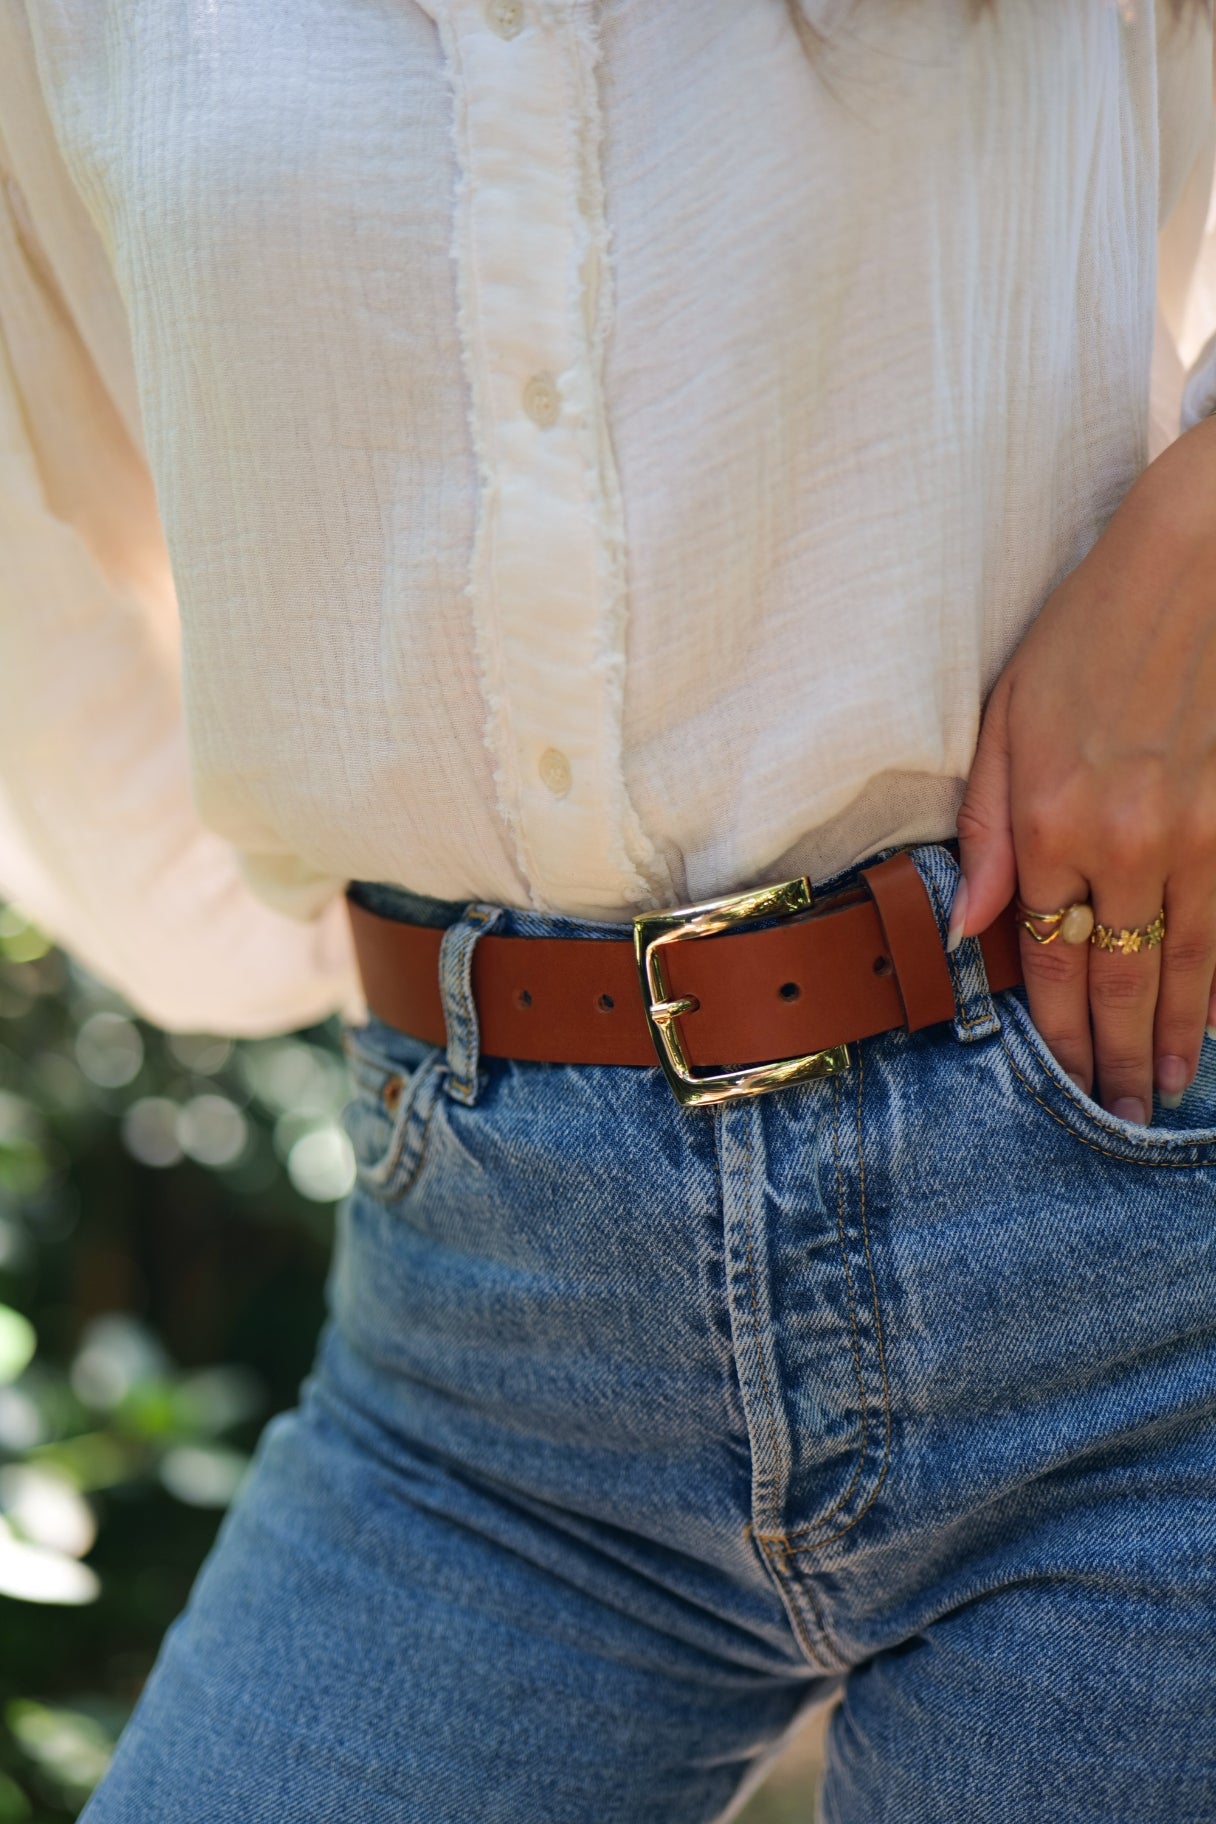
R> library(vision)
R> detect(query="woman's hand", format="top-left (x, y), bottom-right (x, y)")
top-left (950, 414), bottom-right (1216, 1123)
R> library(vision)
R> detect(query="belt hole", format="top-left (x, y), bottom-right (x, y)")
top-left (596, 993), bottom-right (614, 1013)
top-left (516, 988), bottom-right (532, 1009)
top-left (778, 981), bottom-right (801, 1002)
top-left (873, 954), bottom-right (892, 976)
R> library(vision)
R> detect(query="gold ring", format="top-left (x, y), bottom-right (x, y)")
top-left (1090, 909), bottom-right (1166, 955)
top-left (1014, 899), bottom-right (1095, 946)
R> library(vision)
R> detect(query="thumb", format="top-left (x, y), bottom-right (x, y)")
top-left (948, 682), bottom-right (1017, 951)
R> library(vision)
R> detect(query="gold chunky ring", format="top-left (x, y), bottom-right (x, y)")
top-left (1090, 909), bottom-right (1166, 955)
top-left (1014, 899), bottom-right (1096, 946)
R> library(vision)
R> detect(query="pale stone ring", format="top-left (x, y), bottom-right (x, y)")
top-left (1014, 898), bottom-right (1167, 954)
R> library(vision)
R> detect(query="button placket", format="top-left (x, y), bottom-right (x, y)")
top-left (440, 0), bottom-right (671, 914)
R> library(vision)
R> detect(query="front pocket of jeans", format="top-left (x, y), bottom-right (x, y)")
top-left (340, 1017), bottom-right (447, 1200)
top-left (996, 988), bottom-right (1216, 1165)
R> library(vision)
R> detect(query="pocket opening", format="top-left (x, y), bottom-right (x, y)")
top-left (997, 988), bottom-right (1216, 1164)
top-left (340, 1018), bottom-right (447, 1198)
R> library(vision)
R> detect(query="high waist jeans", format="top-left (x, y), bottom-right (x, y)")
top-left (81, 841), bottom-right (1216, 1822)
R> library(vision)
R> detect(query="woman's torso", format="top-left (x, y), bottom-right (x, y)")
top-left (12, 0), bottom-right (1216, 919)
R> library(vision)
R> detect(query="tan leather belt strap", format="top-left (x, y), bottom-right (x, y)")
top-left (345, 851), bottom-right (1024, 1070)
top-left (859, 851), bottom-right (957, 1031)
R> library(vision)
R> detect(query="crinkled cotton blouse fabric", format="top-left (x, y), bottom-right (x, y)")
top-left (0, 1), bottom-right (1215, 1032)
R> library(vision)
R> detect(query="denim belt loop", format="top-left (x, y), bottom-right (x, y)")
top-left (909, 842), bottom-right (1002, 1044)
top-left (438, 902), bottom-right (505, 1105)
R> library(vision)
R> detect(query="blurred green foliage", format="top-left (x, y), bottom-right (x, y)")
top-left (0, 901), bottom-right (351, 1820)
top-left (0, 900), bottom-right (818, 1821)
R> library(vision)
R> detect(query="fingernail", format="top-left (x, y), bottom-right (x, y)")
top-left (1206, 1024), bottom-right (1216, 1044)
top-left (1068, 1071), bottom-right (1089, 1094)
top-left (1156, 1055), bottom-right (1189, 1110)
top-left (945, 878), bottom-right (968, 955)
top-left (1111, 1097), bottom-right (1147, 1126)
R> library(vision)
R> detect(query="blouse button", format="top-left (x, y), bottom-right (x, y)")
top-left (538, 748), bottom-right (572, 797)
top-left (486, 0), bottom-right (525, 39)
top-left (522, 372), bottom-right (560, 428)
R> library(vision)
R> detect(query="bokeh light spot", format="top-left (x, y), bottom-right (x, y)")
top-left (286, 1127), bottom-right (356, 1202)
top-left (120, 1098), bottom-right (183, 1168)
top-left (75, 1013), bottom-right (144, 1090)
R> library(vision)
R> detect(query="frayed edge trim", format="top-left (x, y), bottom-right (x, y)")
top-left (564, 6), bottom-right (674, 907)
top-left (434, 8), bottom-right (541, 908)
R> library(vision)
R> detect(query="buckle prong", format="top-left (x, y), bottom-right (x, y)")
top-left (650, 995), bottom-right (699, 1026)
top-left (632, 877), bottom-right (850, 1108)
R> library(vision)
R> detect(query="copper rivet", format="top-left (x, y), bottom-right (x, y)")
top-left (382, 1074), bottom-right (404, 1110)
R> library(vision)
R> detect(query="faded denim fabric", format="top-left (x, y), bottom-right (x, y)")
top-left (82, 842), bottom-right (1216, 1823)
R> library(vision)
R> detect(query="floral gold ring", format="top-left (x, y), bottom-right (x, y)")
top-left (1090, 909), bottom-right (1166, 955)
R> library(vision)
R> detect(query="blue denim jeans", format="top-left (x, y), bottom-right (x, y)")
top-left (81, 841), bottom-right (1216, 1822)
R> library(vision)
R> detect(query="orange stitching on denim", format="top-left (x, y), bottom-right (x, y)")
top-left (1000, 1033), bottom-right (1216, 1169)
top-left (353, 1055), bottom-right (444, 1200)
top-left (742, 1106), bottom-right (786, 1529)
top-left (382, 1100), bottom-right (439, 1203)
top-left (759, 1534), bottom-right (838, 1670)
top-left (777, 1045), bottom-right (893, 1549)
top-left (1003, 1002), bottom-right (1213, 1147)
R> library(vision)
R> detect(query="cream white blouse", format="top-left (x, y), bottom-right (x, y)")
top-left (2, 0), bottom-right (1216, 1034)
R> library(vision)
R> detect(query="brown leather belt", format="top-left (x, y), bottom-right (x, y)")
top-left (344, 846), bottom-right (1024, 1107)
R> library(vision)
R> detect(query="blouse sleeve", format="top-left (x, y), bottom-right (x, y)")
top-left (0, 133), bottom-right (366, 1035)
top-left (1160, 43), bottom-right (1216, 439)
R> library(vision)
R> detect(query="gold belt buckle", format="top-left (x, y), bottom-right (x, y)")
top-left (632, 876), bottom-right (851, 1108)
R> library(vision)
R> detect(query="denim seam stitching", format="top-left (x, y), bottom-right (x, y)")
top-left (755, 1067), bottom-right (869, 1548)
top-left (1000, 1033), bottom-right (1216, 1168)
top-left (742, 1105), bottom-right (786, 1529)
top-left (351, 1056), bottom-right (444, 1200)
top-left (356, 1077), bottom-right (421, 1187)
top-left (759, 1536), bottom-right (839, 1670)
top-left (773, 1045), bottom-right (894, 1551)
top-left (727, 1116), bottom-right (840, 1666)
top-left (721, 1108), bottom-right (838, 1670)
top-left (390, 1068), bottom-right (445, 1201)
top-left (1004, 1005), bottom-right (1199, 1146)
top-left (713, 1135), bottom-right (832, 1667)
top-left (806, 1071), bottom-right (869, 1527)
